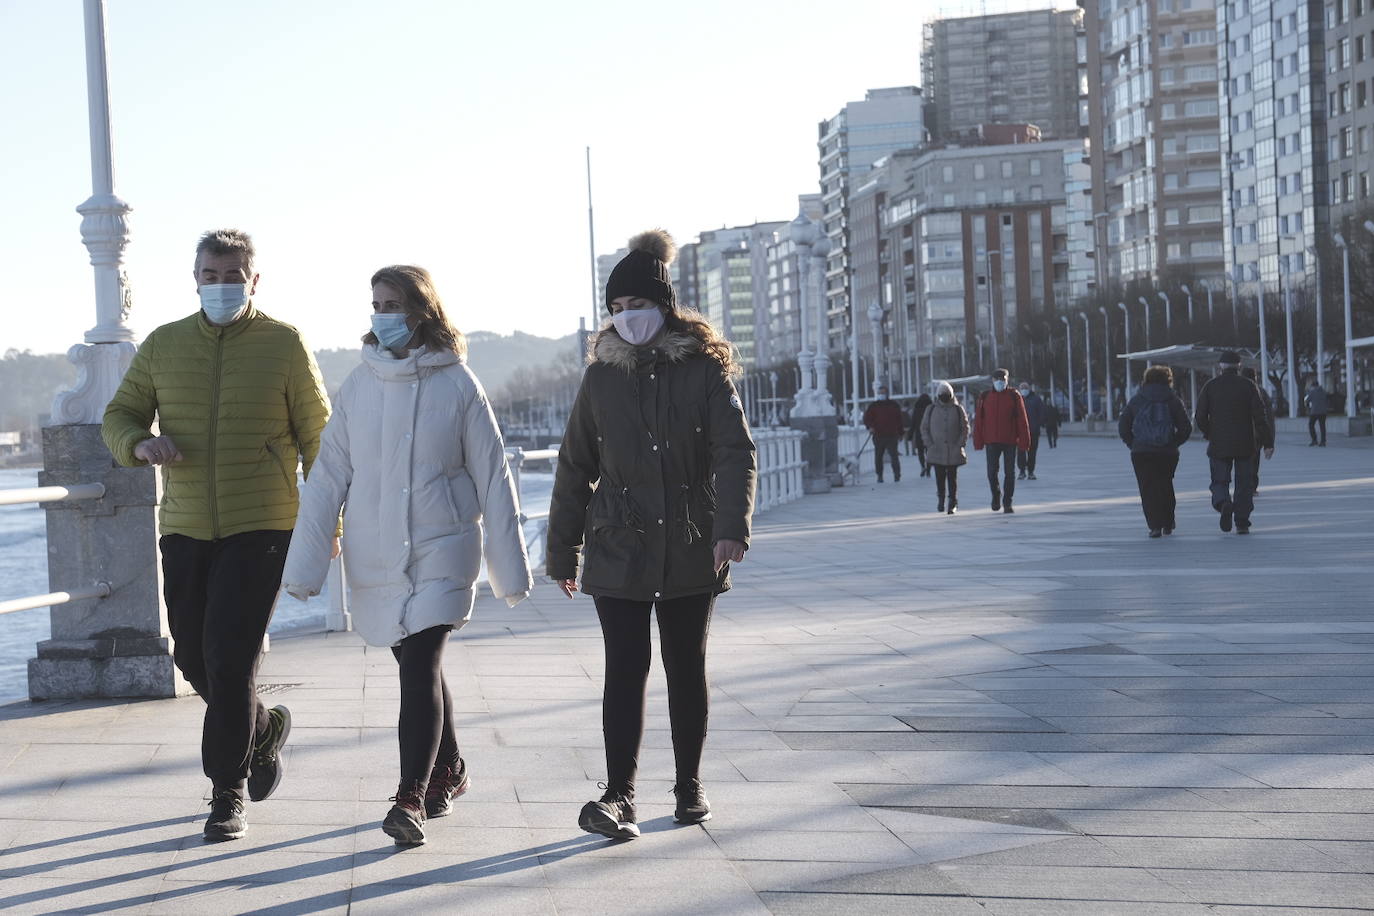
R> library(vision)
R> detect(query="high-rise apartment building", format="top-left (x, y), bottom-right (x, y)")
top-left (1219, 0), bottom-right (1328, 293)
top-left (923, 7), bottom-right (1086, 143)
top-left (818, 87), bottom-right (925, 352)
top-left (689, 223), bottom-right (787, 370)
top-left (1322, 0), bottom-right (1372, 225)
top-left (1082, 0), bottom-right (1227, 289)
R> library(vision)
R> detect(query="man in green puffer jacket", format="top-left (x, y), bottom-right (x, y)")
top-left (102, 228), bottom-right (331, 843)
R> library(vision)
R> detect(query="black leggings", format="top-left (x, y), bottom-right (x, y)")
top-left (390, 625), bottom-right (459, 786)
top-left (933, 464), bottom-right (958, 502)
top-left (594, 593), bottom-right (715, 796)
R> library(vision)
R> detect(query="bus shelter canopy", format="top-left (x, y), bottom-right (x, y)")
top-left (1117, 344), bottom-right (1261, 372)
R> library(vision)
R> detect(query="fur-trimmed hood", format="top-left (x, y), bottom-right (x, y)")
top-left (590, 325), bottom-right (701, 372)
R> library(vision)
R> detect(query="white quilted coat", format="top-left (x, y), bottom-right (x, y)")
top-left (281, 343), bottom-right (531, 647)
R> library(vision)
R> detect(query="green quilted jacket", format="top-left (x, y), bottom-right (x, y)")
top-left (102, 305), bottom-right (331, 540)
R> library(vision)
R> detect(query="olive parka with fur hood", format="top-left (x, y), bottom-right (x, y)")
top-left (546, 326), bottom-right (757, 601)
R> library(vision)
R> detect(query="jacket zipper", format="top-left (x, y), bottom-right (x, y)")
top-left (209, 330), bottom-right (225, 539)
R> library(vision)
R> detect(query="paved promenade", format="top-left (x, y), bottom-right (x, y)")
top-left (2, 432), bottom-right (1372, 914)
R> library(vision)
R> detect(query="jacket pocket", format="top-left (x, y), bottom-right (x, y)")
top-left (263, 441), bottom-right (297, 492)
top-left (581, 486), bottom-right (643, 590)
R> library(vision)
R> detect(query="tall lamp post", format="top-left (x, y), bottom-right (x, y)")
top-left (868, 300), bottom-right (885, 393)
top-left (1117, 301), bottom-right (1133, 398)
top-left (1281, 261), bottom-right (1298, 418)
top-left (1205, 283), bottom-right (1215, 324)
top-left (1158, 290), bottom-right (1171, 334)
top-left (1335, 231), bottom-right (1356, 418)
top-left (1098, 305), bottom-right (1113, 421)
top-left (1181, 284), bottom-right (1195, 324)
top-left (1137, 295), bottom-right (1153, 349)
top-left (1310, 245), bottom-right (1325, 389)
top-left (1080, 312), bottom-right (1093, 420)
top-left (1059, 315), bottom-right (1076, 422)
top-left (1257, 283), bottom-right (1271, 398)
top-left (987, 250), bottom-right (1001, 367)
top-left (1180, 284), bottom-right (1197, 408)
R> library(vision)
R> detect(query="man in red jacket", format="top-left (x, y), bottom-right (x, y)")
top-left (863, 383), bottom-right (905, 482)
top-left (972, 368), bottom-right (1032, 513)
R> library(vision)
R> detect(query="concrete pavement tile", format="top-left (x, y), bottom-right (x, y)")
top-left (937, 863), bottom-right (1198, 903)
top-left (1190, 787), bottom-right (1374, 812)
top-left (1095, 835), bottom-right (1349, 871)
top-left (1302, 840), bottom-right (1374, 870)
top-left (759, 891), bottom-right (985, 915)
top-left (874, 750), bottom-right (1083, 785)
top-left (764, 715), bottom-right (914, 732)
top-left (165, 848), bottom-right (354, 884)
top-left (554, 885), bottom-right (769, 915)
top-left (0, 875), bottom-right (165, 915)
top-left (531, 823), bottom-right (726, 859)
top-left (839, 783), bottom-right (1229, 810)
top-left (703, 827), bottom-right (920, 863)
top-left (1036, 753), bottom-right (1269, 788)
top-left (1250, 812), bottom-right (1374, 840)
top-left (352, 848), bottom-right (550, 886)
top-left (349, 884), bottom-right (555, 914)
top-left (149, 879), bottom-right (351, 914)
top-left (977, 900), bottom-right (1213, 915)
top-left (0, 838), bottom-right (181, 881)
top-left (1158, 868), bottom-right (1374, 908)
top-left (536, 854), bottom-right (754, 889)
top-left (1207, 753), bottom-right (1374, 788)
top-left (867, 807), bottom-right (1072, 837)
top-left (725, 750), bottom-right (911, 783)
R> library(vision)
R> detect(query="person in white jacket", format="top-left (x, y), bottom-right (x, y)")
top-left (281, 265), bottom-right (531, 847)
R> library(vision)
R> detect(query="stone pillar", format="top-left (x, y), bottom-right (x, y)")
top-left (28, 424), bottom-right (186, 699)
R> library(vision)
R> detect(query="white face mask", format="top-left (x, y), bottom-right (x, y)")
top-left (993, 380), bottom-right (1007, 392)
top-left (199, 284), bottom-right (249, 325)
top-left (612, 307), bottom-right (665, 346)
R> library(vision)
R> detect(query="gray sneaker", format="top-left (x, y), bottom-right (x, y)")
top-left (248, 705), bottom-right (291, 802)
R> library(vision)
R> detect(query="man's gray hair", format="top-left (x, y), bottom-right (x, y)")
top-left (195, 228), bottom-right (256, 273)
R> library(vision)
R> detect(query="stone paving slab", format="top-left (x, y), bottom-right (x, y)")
top-left (1, 436), bottom-right (1372, 912)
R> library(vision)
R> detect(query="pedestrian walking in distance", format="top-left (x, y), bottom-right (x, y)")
top-left (1304, 380), bottom-right (1329, 446)
top-left (972, 368), bottom-right (1032, 513)
top-left (863, 383), bottom-right (904, 482)
top-left (281, 265), bottom-right (532, 846)
top-left (1194, 351), bottom-right (1275, 534)
top-left (547, 230), bottom-right (757, 841)
top-left (921, 380), bottom-right (969, 514)
top-left (1043, 394), bottom-right (1060, 448)
top-left (1016, 382), bottom-right (1046, 480)
top-left (102, 229), bottom-right (331, 842)
top-left (1117, 365), bottom-right (1193, 538)
top-left (907, 393), bottom-right (933, 476)
top-left (1242, 367), bottom-right (1275, 494)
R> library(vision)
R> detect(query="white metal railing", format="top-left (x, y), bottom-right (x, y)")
top-left (752, 429), bottom-right (807, 511)
top-left (0, 482), bottom-right (109, 615)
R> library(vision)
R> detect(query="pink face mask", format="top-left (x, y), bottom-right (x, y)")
top-left (612, 307), bottom-right (665, 346)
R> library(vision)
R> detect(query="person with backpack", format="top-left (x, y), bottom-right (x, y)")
top-left (1117, 365), bottom-right (1193, 538)
top-left (972, 368), bottom-right (1031, 513)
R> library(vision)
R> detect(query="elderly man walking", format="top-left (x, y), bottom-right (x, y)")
top-left (863, 383), bottom-right (905, 482)
top-left (103, 229), bottom-right (332, 841)
top-left (1194, 351), bottom-right (1274, 535)
top-left (972, 368), bottom-right (1031, 513)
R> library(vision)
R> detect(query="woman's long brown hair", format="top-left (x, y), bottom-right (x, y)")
top-left (665, 308), bottom-right (741, 378)
top-left (364, 265), bottom-right (467, 357)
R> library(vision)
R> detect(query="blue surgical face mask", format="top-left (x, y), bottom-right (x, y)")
top-left (1018, 387), bottom-right (1030, 397)
top-left (993, 380), bottom-right (1007, 392)
top-left (371, 313), bottom-right (414, 351)
top-left (199, 284), bottom-right (249, 325)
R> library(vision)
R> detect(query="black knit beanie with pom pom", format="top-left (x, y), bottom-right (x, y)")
top-left (605, 229), bottom-right (677, 312)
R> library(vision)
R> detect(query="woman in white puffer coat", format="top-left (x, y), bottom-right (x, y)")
top-left (281, 265), bottom-right (531, 847)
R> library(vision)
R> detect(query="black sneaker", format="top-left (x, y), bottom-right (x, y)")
top-left (425, 757), bottom-right (470, 818)
top-left (991, 495), bottom-right (1001, 511)
top-left (937, 499), bottom-right (945, 513)
top-left (1003, 503), bottom-right (1014, 514)
top-left (579, 787), bottom-right (639, 840)
top-left (1220, 507), bottom-right (1233, 532)
top-left (1017, 471), bottom-right (1026, 480)
top-left (248, 705), bottom-right (291, 802)
top-left (1149, 529), bottom-right (1162, 538)
top-left (204, 788), bottom-right (246, 842)
top-left (383, 781), bottom-right (427, 846)
top-left (1236, 523), bottom-right (1251, 535)
top-left (1028, 472), bottom-right (1037, 480)
top-left (673, 779), bottom-right (712, 824)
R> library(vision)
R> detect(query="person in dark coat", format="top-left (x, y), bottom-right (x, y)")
top-left (1043, 393), bottom-right (1060, 447)
top-left (1242, 367), bottom-right (1275, 493)
top-left (1016, 381), bottom-right (1046, 479)
top-left (1304, 380), bottom-right (1329, 446)
top-left (1118, 365), bottom-right (1193, 537)
top-left (906, 393), bottom-right (933, 476)
top-left (921, 381), bottom-right (968, 513)
top-left (863, 383), bottom-right (904, 482)
top-left (972, 368), bottom-right (1032, 513)
top-left (1194, 351), bottom-right (1274, 534)
top-left (547, 230), bottom-right (756, 841)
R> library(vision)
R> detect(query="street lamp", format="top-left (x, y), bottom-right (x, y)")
top-left (1281, 256), bottom-right (1298, 419)
top-left (1309, 245), bottom-right (1326, 389)
top-left (1080, 312), bottom-right (1093, 420)
top-left (987, 250), bottom-right (1001, 367)
top-left (1180, 284), bottom-right (1194, 324)
top-left (1335, 232), bottom-right (1356, 418)
top-left (1205, 284), bottom-right (1214, 325)
top-left (1098, 305), bottom-right (1113, 421)
top-left (1137, 295), bottom-right (1153, 349)
top-left (1180, 284), bottom-right (1197, 408)
top-left (1059, 314), bottom-right (1076, 422)
top-left (1158, 290), bottom-right (1171, 333)
top-left (1257, 283), bottom-right (1270, 400)
top-left (868, 300), bottom-right (885, 393)
top-left (1117, 301), bottom-right (1133, 398)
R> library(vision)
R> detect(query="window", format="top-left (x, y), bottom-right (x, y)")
top-left (1360, 81), bottom-right (1369, 109)
top-left (1002, 189), bottom-right (1016, 203)
top-left (1165, 208), bottom-right (1181, 225)
top-left (1029, 185), bottom-right (1043, 200)
top-left (1187, 169), bottom-right (1221, 187)
top-left (1191, 241), bottom-right (1223, 258)
top-left (1029, 158), bottom-right (1042, 176)
top-left (1167, 243), bottom-right (1183, 259)
top-left (975, 190), bottom-right (987, 205)
top-left (1165, 173), bottom-right (1180, 190)
top-left (1001, 161), bottom-right (1013, 178)
top-left (1189, 206), bottom-right (1221, 222)
top-left (942, 165), bottom-right (954, 183)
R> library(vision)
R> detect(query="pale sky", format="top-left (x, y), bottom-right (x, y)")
top-left (1, 0), bottom-right (1063, 357)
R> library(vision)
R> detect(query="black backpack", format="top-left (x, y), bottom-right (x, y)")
top-left (1131, 398), bottom-right (1173, 448)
